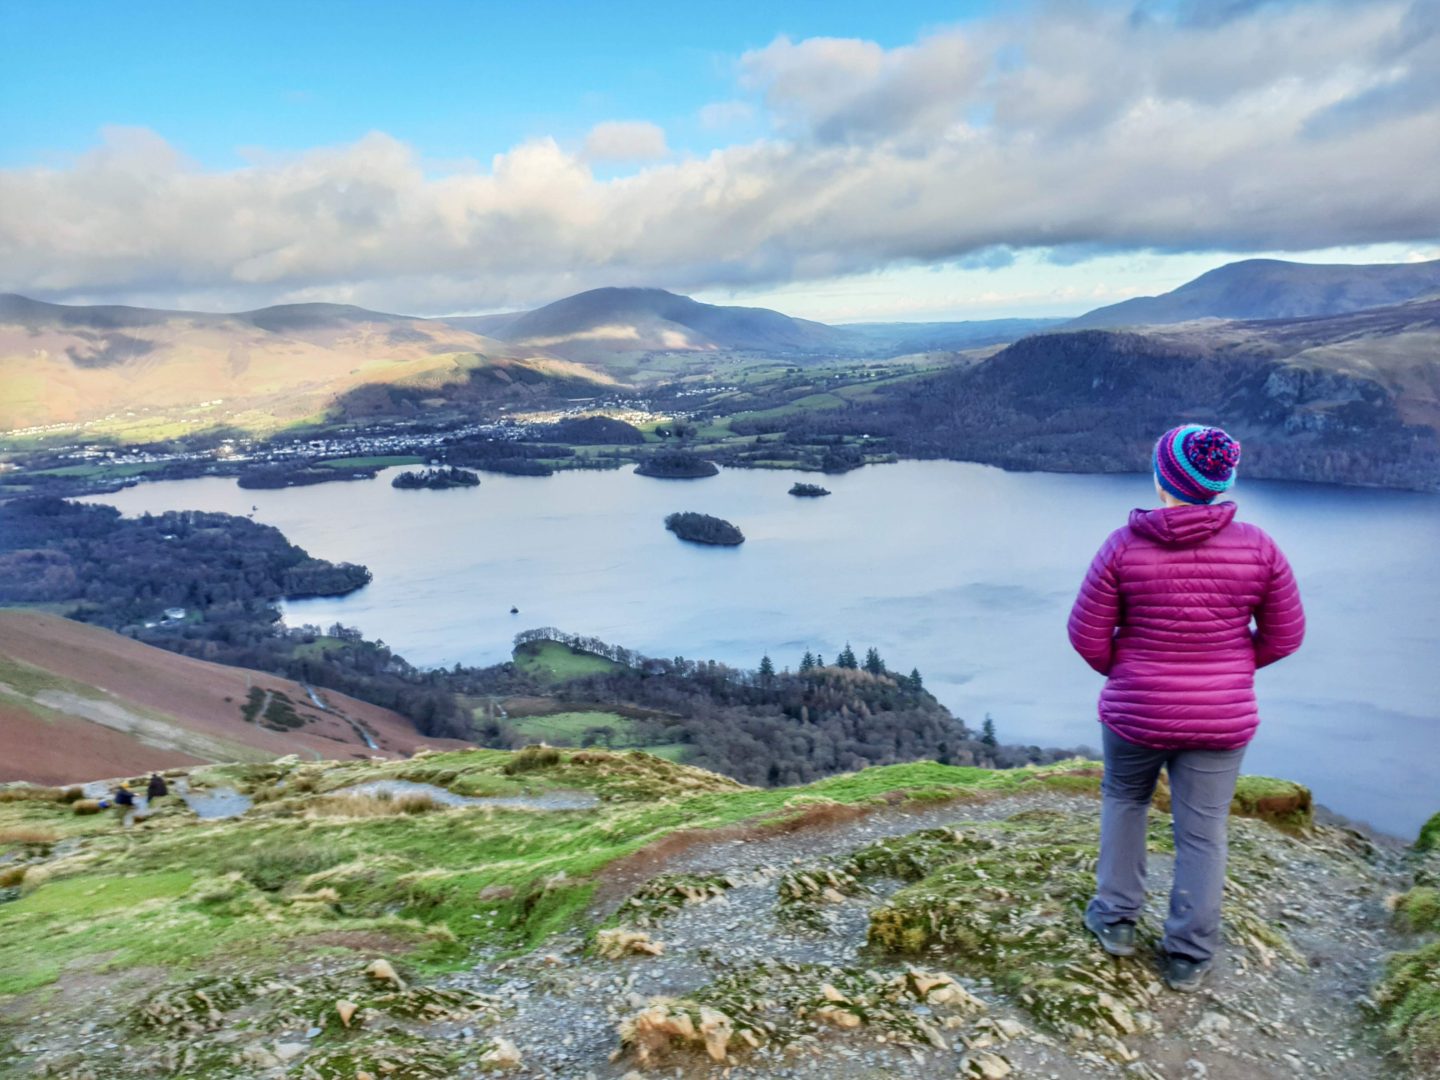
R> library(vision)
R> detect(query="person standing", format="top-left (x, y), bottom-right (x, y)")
top-left (1068, 424), bottom-right (1305, 991)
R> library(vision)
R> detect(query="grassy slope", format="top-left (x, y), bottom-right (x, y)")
top-left (0, 749), bottom-right (1333, 1007)
top-left (0, 611), bottom-right (451, 785)
top-left (511, 640), bottom-right (621, 682)
top-left (0, 751), bottom-right (1095, 998)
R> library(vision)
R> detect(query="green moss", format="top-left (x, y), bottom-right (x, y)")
top-left (865, 811), bottom-right (1293, 1052)
top-left (1416, 810), bottom-right (1440, 853)
top-left (1376, 939), bottom-right (1440, 1075)
top-left (1228, 776), bottom-right (1313, 831)
top-left (1393, 887), bottom-right (1440, 934)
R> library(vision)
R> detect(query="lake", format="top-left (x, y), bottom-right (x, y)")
top-left (83, 460), bottom-right (1440, 838)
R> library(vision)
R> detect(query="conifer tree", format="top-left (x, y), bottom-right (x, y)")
top-left (981, 714), bottom-right (998, 749)
top-left (799, 651), bottom-right (816, 673)
top-left (909, 667), bottom-right (923, 690)
top-left (759, 654), bottom-right (775, 685)
top-left (837, 642), bottom-right (858, 669)
top-left (863, 647), bottom-right (885, 675)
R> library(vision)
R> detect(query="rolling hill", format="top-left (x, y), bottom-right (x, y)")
top-left (0, 610), bottom-right (465, 785)
top-left (0, 295), bottom-right (616, 434)
top-left (454, 286), bottom-right (856, 362)
top-left (779, 298), bottom-right (1440, 491)
top-left (1068, 257), bottom-right (1440, 328)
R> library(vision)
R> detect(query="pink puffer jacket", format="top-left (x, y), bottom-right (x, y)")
top-left (1067, 501), bottom-right (1305, 750)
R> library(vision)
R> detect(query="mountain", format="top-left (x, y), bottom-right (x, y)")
top-left (755, 298), bottom-right (1440, 491)
top-left (1069, 258), bottom-right (1440, 328)
top-left (464, 286), bottom-right (856, 362)
top-left (0, 295), bottom-right (616, 434)
top-left (1, 747), bottom-right (1435, 1077)
top-left (0, 610), bottom-right (465, 784)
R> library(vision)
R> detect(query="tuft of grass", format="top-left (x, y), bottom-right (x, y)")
top-left (308, 793), bottom-right (441, 818)
top-left (1417, 811), bottom-right (1440, 853)
top-left (1393, 887), bottom-right (1440, 935)
top-left (0, 826), bottom-right (59, 847)
top-left (502, 745), bottom-right (561, 775)
top-left (0, 786), bottom-right (67, 804)
top-left (1377, 939), bottom-right (1440, 1074)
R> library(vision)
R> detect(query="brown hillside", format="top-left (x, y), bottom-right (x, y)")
top-left (0, 610), bottom-right (467, 785)
top-left (0, 300), bottom-right (616, 432)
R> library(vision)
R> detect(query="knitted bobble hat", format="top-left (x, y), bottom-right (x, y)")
top-left (1154, 424), bottom-right (1241, 504)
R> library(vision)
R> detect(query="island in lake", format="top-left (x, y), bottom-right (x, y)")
top-left (391, 466), bottom-right (481, 490)
top-left (635, 451), bottom-right (719, 479)
top-left (664, 511), bottom-right (744, 546)
top-left (238, 464), bottom-right (377, 489)
top-left (789, 482), bottom-right (831, 497)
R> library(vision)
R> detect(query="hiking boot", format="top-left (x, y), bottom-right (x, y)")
top-left (1083, 908), bottom-right (1137, 957)
top-left (1161, 951), bottom-right (1213, 992)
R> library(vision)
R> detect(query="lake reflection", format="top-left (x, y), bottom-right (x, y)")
top-left (84, 460), bottom-right (1440, 837)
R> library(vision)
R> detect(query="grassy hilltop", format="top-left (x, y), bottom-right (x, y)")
top-left (1, 748), bottom-right (1435, 1078)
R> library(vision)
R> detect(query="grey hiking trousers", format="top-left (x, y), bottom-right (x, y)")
top-left (1086, 726), bottom-right (1246, 963)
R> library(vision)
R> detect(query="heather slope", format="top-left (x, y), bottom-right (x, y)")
top-left (0, 611), bottom-right (460, 784)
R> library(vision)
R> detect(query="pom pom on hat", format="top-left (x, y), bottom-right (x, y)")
top-left (1154, 424), bottom-right (1241, 504)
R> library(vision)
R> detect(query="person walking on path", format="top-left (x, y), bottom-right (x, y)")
top-left (1067, 423), bottom-right (1306, 991)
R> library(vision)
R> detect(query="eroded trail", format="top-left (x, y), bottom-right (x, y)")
top-left (3, 783), bottom-right (1422, 1080)
top-left (436, 790), bottom-right (1406, 1079)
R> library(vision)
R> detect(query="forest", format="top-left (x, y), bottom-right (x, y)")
top-left (528, 635), bottom-right (1075, 786)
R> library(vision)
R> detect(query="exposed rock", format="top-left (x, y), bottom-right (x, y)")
top-left (595, 928), bottom-right (665, 959)
top-left (364, 958), bottom-right (406, 989)
top-left (479, 1036), bottom-right (523, 1070)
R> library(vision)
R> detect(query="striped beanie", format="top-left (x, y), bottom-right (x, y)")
top-left (1154, 424), bottom-right (1241, 504)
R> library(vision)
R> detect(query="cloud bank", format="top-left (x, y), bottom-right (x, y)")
top-left (2, 0), bottom-right (1436, 313)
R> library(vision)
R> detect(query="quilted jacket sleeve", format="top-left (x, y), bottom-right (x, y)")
top-left (1253, 538), bottom-right (1305, 669)
top-left (1068, 531), bottom-right (1125, 676)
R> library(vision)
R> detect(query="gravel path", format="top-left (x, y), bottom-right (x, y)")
top-left (434, 789), bottom-right (1408, 1079)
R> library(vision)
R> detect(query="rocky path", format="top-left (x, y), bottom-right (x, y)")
top-left (2, 787), bottom-right (1417, 1079)
top-left (435, 790), bottom-right (1407, 1079)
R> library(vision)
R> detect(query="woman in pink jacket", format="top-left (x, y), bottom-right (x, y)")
top-left (1068, 424), bottom-right (1305, 991)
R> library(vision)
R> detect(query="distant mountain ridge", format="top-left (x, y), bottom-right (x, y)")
top-left (1068, 258), bottom-right (1440, 328)
top-left (0, 294), bottom-right (616, 432)
top-left (461, 286), bottom-right (854, 361)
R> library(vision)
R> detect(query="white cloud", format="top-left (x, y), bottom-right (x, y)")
top-left (581, 120), bottom-right (670, 162)
top-left (1, 1), bottom-right (1436, 315)
top-left (697, 99), bottom-right (755, 130)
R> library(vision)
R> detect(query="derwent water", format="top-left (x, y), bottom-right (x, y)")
top-left (83, 461), bottom-right (1440, 838)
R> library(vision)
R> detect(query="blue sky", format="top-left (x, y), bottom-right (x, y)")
top-left (0, 0), bottom-right (998, 169)
top-left (1, 0), bottom-right (1436, 320)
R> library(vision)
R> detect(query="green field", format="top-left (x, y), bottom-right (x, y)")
top-left (512, 640), bottom-right (622, 682)
top-left (508, 710), bottom-right (634, 743)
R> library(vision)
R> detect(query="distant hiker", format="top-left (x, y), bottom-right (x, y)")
top-left (112, 783), bottom-right (135, 808)
top-left (146, 773), bottom-right (168, 800)
top-left (1068, 424), bottom-right (1305, 992)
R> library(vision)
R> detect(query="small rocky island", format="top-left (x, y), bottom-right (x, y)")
top-left (636, 451), bottom-right (719, 479)
top-left (789, 482), bottom-right (831, 497)
top-left (664, 511), bottom-right (744, 546)
top-left (391, 466), bottom-right (481, 490)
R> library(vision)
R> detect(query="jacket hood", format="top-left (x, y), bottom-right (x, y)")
top-left (1128, 501), bottom-right (1238, 547)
